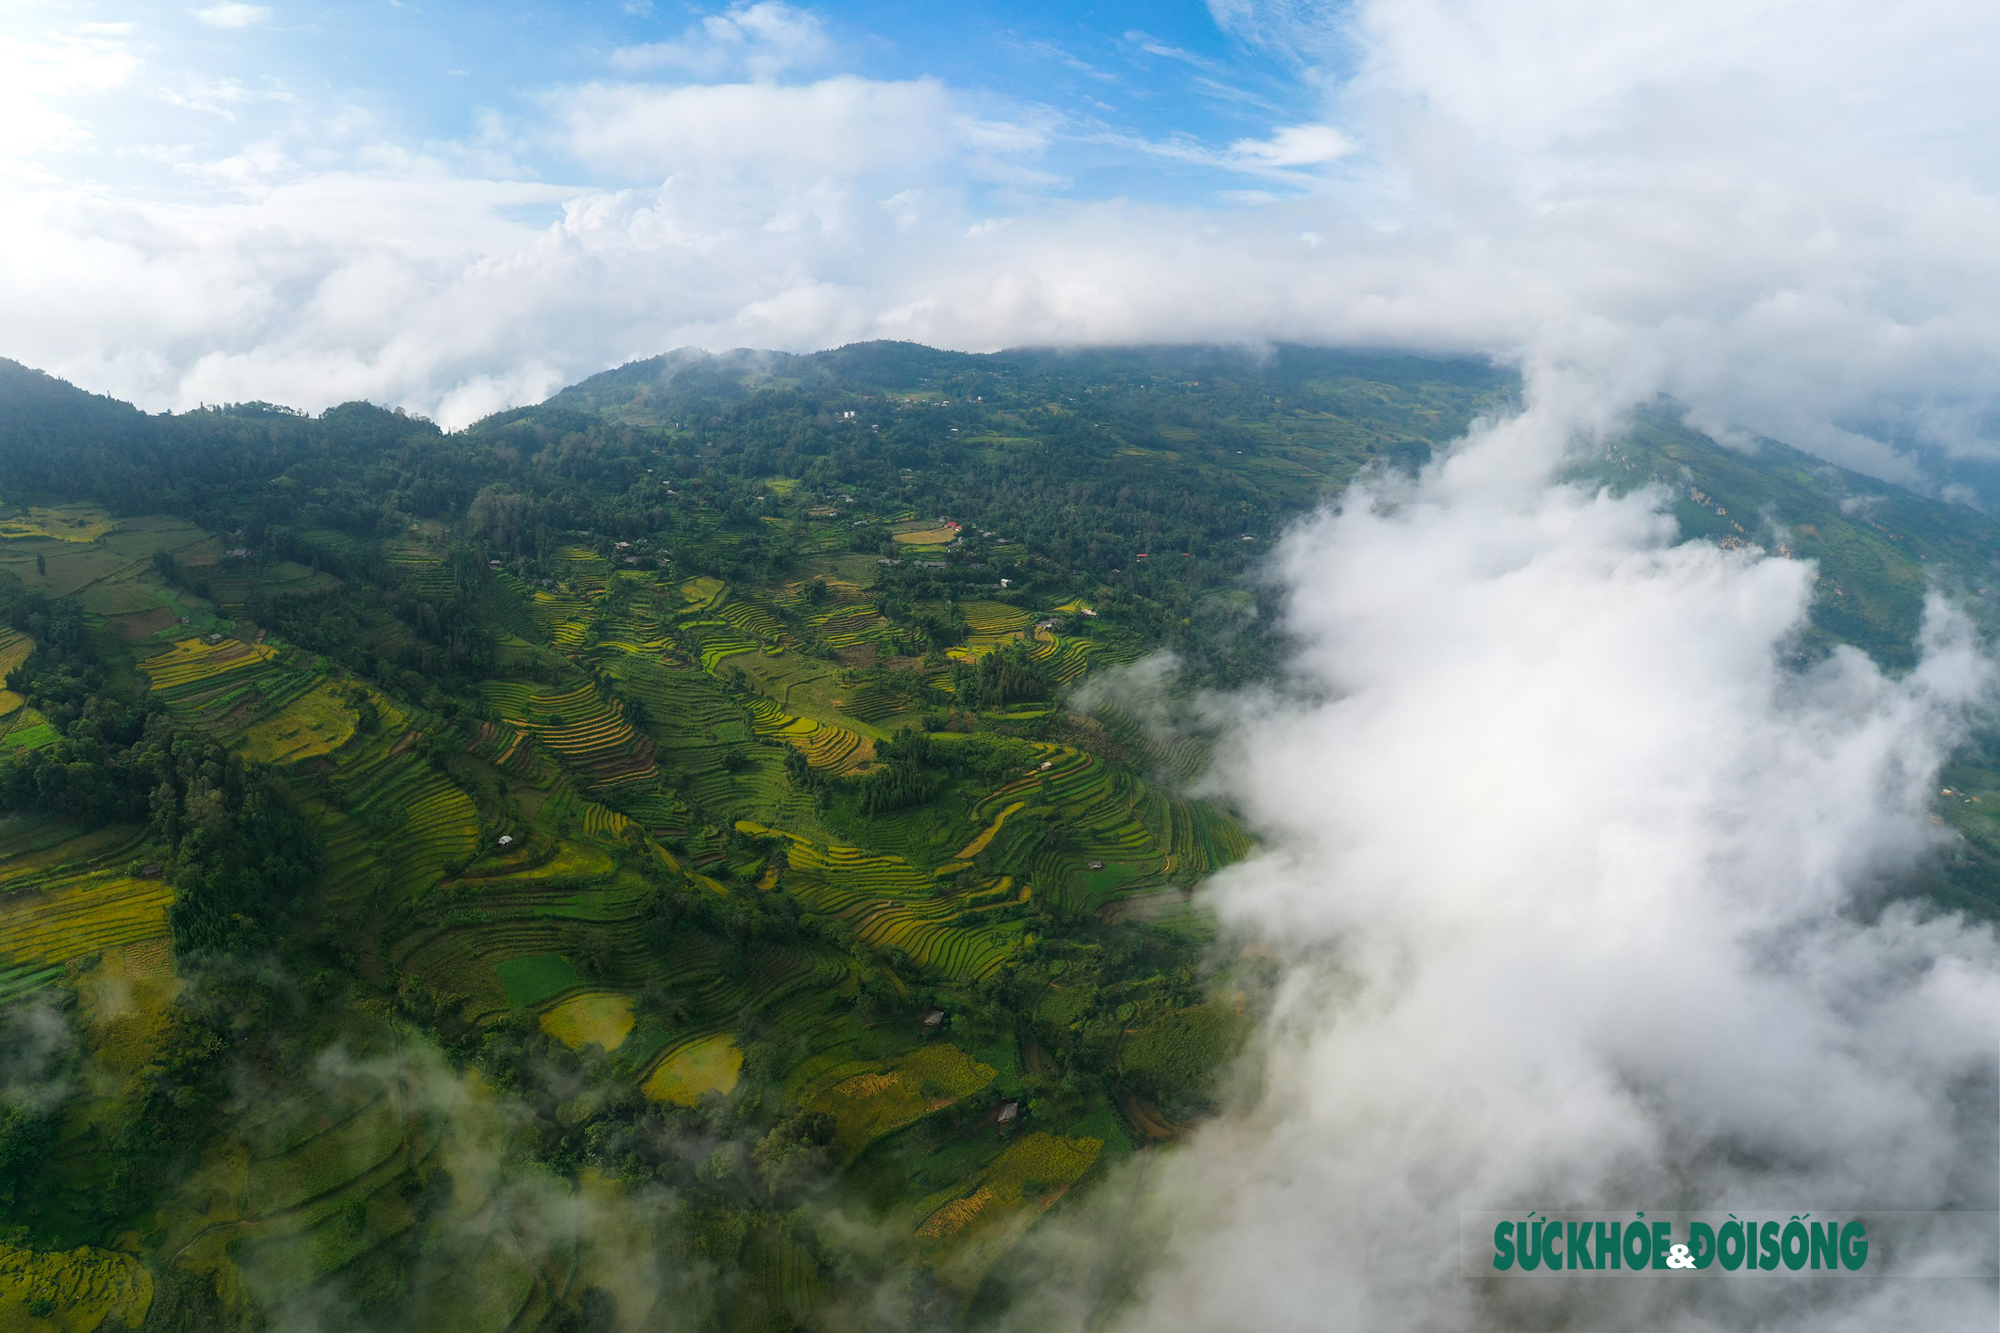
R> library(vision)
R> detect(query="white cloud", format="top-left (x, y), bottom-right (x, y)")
top-left (1205, 0), bottom-right (1348, 59)
top-left (1228, 122), bottom-right (1353, 167)
top-left (611, 1), bottom-right (830, 81)
top-left (1124, 30), bottom-right (1225, 73)
top-left (1007, 384), bottom-right (2000, 1330)
top-left (1330, 0), bottom-right (2000, 474)
top-left (0, 169), bottom-right (578, 420)
top-left (156, 76), bottom-right (293, 120)
top-left (193, 3), bottom-right (272, 29)
top-left (1101, 123), bottom-right (1352, 189)
top-left (0, 28), bottom-right (139, 159)
top-left (556, 77), bottom-right (959, 183)
top-left (0, 0), bottom-right (1999, 491)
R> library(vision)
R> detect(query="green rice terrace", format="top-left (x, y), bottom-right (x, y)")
top-left (3, 342), bottom-right (2000, 1330)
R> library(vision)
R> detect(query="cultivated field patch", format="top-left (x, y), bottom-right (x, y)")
top-left (494, 952), bottom-right (587, 1008)
top-left (0, 506), bottom-right (115, 544)
top-left (0, 825), bottom-right (170, 1002)
top-left (140, 636), bottom-right (278, 691)
top-left (539, 991), bottom-right (635, 1053)
top-left (0, 1239), bottom-right (152, 1332)
top-left (955, 801), bottom-right (1025, 860)
top-left (813, 1044), bottom-right (997, 1151)
top-left (235, 680), bottom-right (359, 764)
top-left (915, 1132), bottom-right (1103, 1264)
top-left (0, 630), bottom-right (31, 714)
top-left (891, 525), bottom-right (958, 546)
top-left (643, 1033), bottom-right (743, 1105)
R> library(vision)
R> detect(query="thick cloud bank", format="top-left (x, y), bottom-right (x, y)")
top-left (1043, 389), bottom-right (2000, 1329)
top-left (11, 0), bottom-right (2000, 483)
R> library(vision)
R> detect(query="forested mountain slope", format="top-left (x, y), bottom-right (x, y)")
top-left (0, 342), bottom-right (1994, 1331)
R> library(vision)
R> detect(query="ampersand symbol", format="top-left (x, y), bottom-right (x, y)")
top-left (1664, 1243), bottom-right (1695, 1269)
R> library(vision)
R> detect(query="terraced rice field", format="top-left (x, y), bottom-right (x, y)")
top-left (1026, 630), bottom-right (1092, 685)
top-left (485, 572), bottom-right (545, 639)
top-left (643, 1033), bottom-right (743, 1104)
top-left (0, 710), bottom-right (56, 752)
top-left (525, 589), bottom-right (588, 637)
top-left (398, 921), bottom-right (595, 1022)
top-left (241, 1091), bottom-right (407, 1217)
top-left (314, 727), bottom-right (481, 909)
top-left (744, 698), bottom-right (872, 773)
top-left (581, 802), bottom-right (636, 842)
top-left (140, 637), bottom-right (279, 692)
top-left (910, 1130), bottom-right (1105, 1289)
top-left (1160, 795), bottom-right (1253, 876)
top-left (679, 749), bottom-right (796, 824)
top-left (957, 601), bottom-right (1033, 653)
top-left (609, 655), bottom-right (744, 745)
top-left (0, 817), bottom-right (135, 880)
top-left (7, 523), bottom-right (1240, 1306)
top-left (483, 680), bottom-right (658, 789)
top-left (588, 607), bottom-right (673, 662)
top-left (0, 858), bottom-right (172, 999)
top-left (839, 680), bottom-right (913, 724)
top-left (557, 545), bottom-right (611, 584)
top-left (525, 685), bottom-right (657, 786)
top-left (0, 506), bottom-right (114, 544)
top-left (0, 961), bottom-right (65, 1005)
top-left (985, 1132), bottom-right (1104, 1197)
top-left (740, 1223), bottom-right (826, 1326)
top-left (686, 621), bottom-right (758, 671)
top-left (140, 637), bottom-right (333, 740)
top-left (235, 680), bottom-right (360, 764)
top-left (384, 540), bottom-right (457, 598)
top-left (729, 650), bottom-right (882, 730)
top-left (955, 801), bottom-right (1025, 860)
top-left (0, 506), bottom-right (116, 544)
top-left (678, 576), bottom-right (728, 615)
top-left (811, 1043), bottom-right (997, 1151)
top-left (810, 602), bottom-right (888, 651)
top-left (1142, 729), bottom-right (1211, 784)
top-left (891, 525), bottom-right (957, 546)
top-left (207, 1066), bottom-right (471, 1321)
top-left (0, 511), bottom-right (212, 604)
top-left (494, 953), bottom-right (588, 1008)
top-left (717, 595), bottom-right (788, 645)
top-left (961, 744), bottom-right (1231, 908)
top-left (539, 991), bottom-right (635, 1052)
top-left (782, 842), bottom-right (1019, 981)
top-left (470, 718), bottom-right (535, 772)
top-left (0, 629), bottom-right (33, 715)
top-left (0, 1240), bottom-right (152, 1331)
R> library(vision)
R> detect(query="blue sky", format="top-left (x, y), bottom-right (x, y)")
top-left (32, 0), bottom-right (1349, 210)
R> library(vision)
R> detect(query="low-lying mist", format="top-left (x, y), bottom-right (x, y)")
top-left (1013, 383), bottom-right (2000, 1330)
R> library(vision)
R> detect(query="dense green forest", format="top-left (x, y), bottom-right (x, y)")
top-left (0, 340), bottom-right (1997, 1331)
